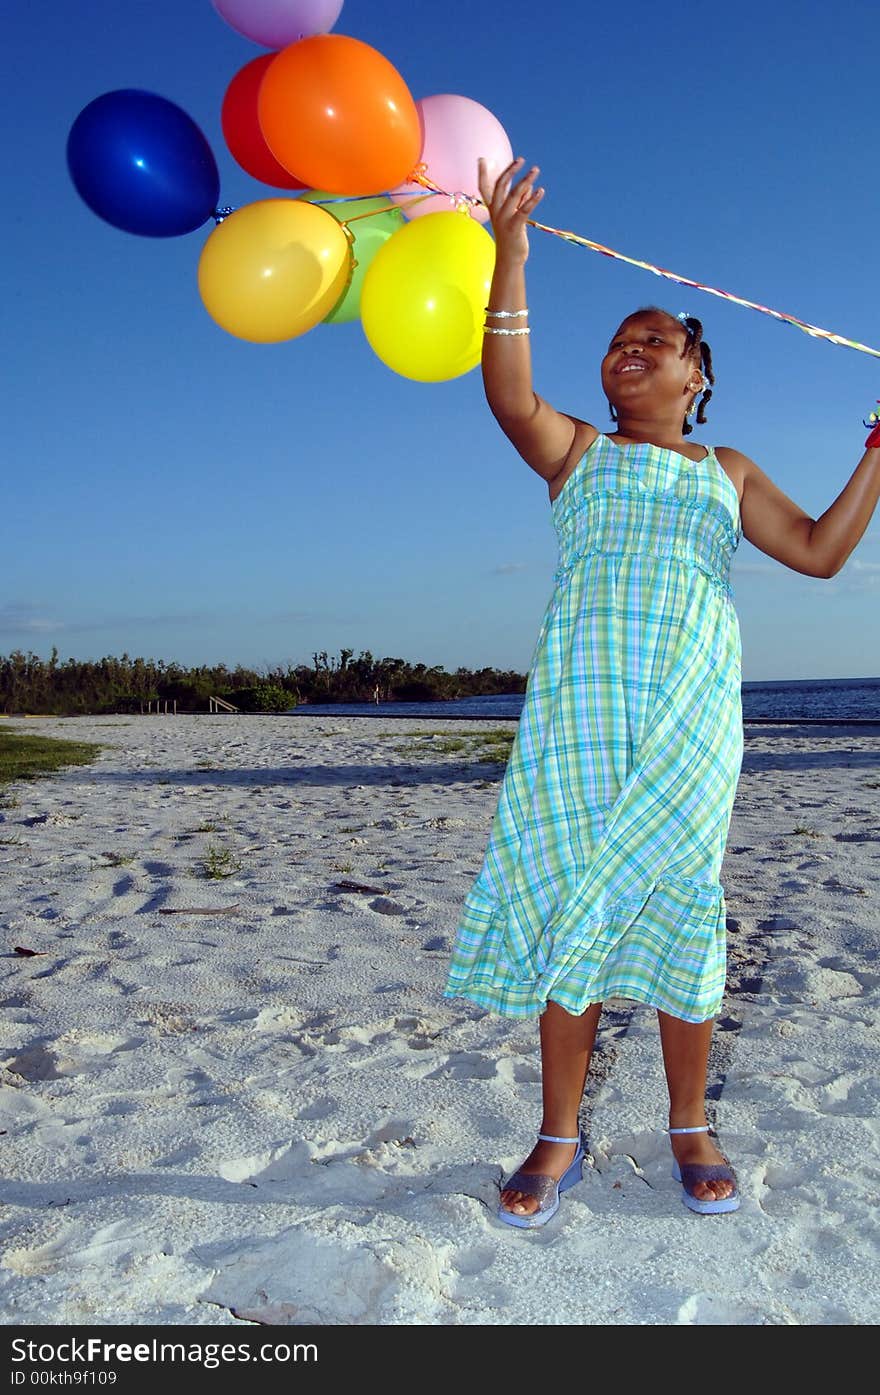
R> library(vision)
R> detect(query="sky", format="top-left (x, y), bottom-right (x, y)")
top-left (4, 0), bottom-right (879, 682)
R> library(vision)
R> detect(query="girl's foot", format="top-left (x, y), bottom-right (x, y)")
top-left (499, 1136), bottom-right (580, 1219)
top-left (668, 1124), bottom-right (736, 1204)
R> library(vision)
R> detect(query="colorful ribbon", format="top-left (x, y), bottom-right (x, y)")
top-left (401, 168), bottom-right (880, 362)
top-left (525, 215), bottom-right (880, 360)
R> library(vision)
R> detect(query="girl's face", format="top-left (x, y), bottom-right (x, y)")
top-left (600, 312), bottom-right (702, 419)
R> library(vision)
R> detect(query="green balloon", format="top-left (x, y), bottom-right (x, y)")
top-left (298, 191), bottom-right (405, 325)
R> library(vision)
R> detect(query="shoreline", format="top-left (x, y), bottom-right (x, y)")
top-left (11, 711), bottom-right (880, 726)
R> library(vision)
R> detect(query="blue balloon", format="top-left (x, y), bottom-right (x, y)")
top-left (67, 90), bottom-right (220, 237)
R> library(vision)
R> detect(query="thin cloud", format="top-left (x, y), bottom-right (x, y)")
top-left (268, 610), bottom-right (368, 624)
top-left (0, 606), bottom-right (211, 637)
top-left (0, 603), bottom-right (63, 634)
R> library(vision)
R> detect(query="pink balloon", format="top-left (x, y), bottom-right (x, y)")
top-left (212, 0), bottom-right (344, 49)
top-left (389, 94), bottom-right (513, 223)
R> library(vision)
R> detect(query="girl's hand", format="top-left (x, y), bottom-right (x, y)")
top-left (478, 156), bottom-right (545, 265)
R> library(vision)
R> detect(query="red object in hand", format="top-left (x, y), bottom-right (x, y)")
top-left (866, 423), bottom-right (880, 449)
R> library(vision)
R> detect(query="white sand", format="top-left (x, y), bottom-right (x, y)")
top-left (1, 713), bottom-right (879, 1327)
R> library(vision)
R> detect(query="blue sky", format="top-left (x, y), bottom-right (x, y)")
top-left (4, 0), bottom-right (879, 681)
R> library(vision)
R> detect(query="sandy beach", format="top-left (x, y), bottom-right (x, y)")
top-left (1, 712), bottom-right (878, 1327)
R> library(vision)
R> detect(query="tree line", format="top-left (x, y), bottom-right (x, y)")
top-left (0, 648), bottom-right (527, 715)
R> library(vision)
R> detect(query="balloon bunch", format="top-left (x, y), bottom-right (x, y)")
top-left (66, 0), bottom-right (515, 382)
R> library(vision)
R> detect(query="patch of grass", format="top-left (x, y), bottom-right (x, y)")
top-left (477, 734), bottom-right (515, 763)
top-left (425, 736), bottom-right (470, 754)
top-left (399, 727), bottom-right (515, 765)
top-left (194, 821), bottom-right (222, 833)
top-left (0, 725), bottom-right (101, 786)
top-left (201, 843), bottom-right (241, 880)
top-left (103, 851), bottom-right (134, 866)
top-left (396, 733), bottom-right (452, 756)
top-left (792, 826), bottom-right (821, 837)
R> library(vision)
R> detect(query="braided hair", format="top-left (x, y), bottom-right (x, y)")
top-left (607, 307), bottom-right (715, 435)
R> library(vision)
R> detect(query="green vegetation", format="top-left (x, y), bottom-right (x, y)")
top-left (400, 727), bottom-right (515, 764)
top-left (0, 725), bottom-right (102, 786)
top-left (0, 648), bottom-right (526, 716)
top-left (476, 727), bottom-right (518, 762)
top-left (201, 844), bottom-right (241, 880)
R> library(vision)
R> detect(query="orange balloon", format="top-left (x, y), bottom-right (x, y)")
top-left (258, 34), bottom-right (421, 195)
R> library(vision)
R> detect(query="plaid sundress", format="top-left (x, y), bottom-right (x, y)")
top-left (444, 432), bottom-right (744, 1023)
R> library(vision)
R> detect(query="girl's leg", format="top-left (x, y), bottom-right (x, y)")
top-left (657, 1009), bottom-right (735, 1203)
top-left (500, 999), bottom-right (603, 1218)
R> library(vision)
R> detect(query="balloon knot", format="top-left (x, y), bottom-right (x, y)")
top-left (452, 190), bottom-right (482, 214)
top-left (409, 164), bottom-right (439, 191)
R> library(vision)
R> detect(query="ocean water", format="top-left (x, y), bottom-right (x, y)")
top-left (290, 676), bottom-right (880, 723)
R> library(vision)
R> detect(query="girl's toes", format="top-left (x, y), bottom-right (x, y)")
top-left (508, 1193), bottom-right (534, 1215)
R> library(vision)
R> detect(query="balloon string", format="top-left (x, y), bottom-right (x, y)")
top-left (524, 216), bottom-right (880, 360)
top-left (408, 168), bottom-right (880, 360)
top-left (338, 191), bottom-right (434, 225)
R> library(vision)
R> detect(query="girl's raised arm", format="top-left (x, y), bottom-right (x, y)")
top-left (479, 158), bottom-right (594, 484)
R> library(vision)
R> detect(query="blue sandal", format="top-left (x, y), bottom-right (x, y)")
top-left (667, 1124), bottom-right (740, 1215)
top-left (498, 1131), bottom-right (586, 1229)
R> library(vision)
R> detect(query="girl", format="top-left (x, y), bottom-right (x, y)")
top-left (443, 156), bottom-right (880, 1226)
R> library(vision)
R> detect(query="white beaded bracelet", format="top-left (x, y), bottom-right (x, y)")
top-left (483, 326), bottom-right (531, 336)
top-left (484, 307), bottom-right (529, 318)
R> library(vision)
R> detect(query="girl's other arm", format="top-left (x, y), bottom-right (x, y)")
top-left (720, 443), bottom-right (880, 578)
top-left (479, 158), bottom-right (597, 484)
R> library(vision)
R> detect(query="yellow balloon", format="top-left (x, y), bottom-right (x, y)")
top-left (198, 198), bottom-right (352, 343)
top-left (360, 211), bottom-right (496, 382)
